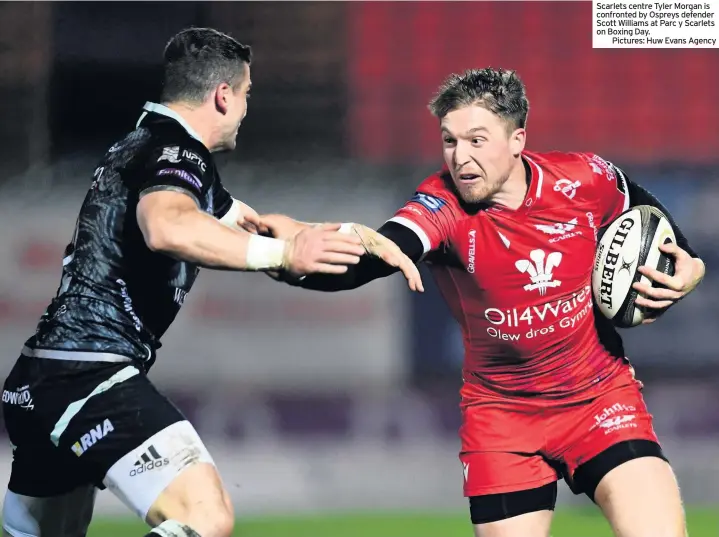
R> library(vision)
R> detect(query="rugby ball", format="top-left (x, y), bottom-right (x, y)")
top-left (592, 205), bottom-right (676, 328)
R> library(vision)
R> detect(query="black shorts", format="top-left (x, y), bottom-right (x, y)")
top-left (2, 355), bottom-right (214, 519)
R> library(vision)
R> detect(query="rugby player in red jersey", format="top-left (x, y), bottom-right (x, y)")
top-left (258, 69), bottom-right (705, 537)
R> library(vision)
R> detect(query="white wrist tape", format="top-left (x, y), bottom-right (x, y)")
top-left (150, 520), bottom-right (198, 537)
top-left (246, 235), bottom-right (287, 271)
top-left (339, 223), bottom-right (356, 234)
top-left (219, 199), bottom-right (243, 228)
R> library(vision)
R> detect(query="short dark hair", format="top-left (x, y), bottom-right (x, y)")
top-left (161, 27), bottom-right (252, 104)
top-left (428, 68), bottom-right (529, 130)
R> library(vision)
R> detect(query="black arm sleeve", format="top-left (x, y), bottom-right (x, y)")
top-left (292, 221), bottom-right (425, 292)
top-left (212, 180), bottom-right (234, 220)
top-left (626, 179), bottom-right (699, 258)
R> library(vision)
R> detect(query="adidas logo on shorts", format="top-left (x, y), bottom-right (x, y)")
top-left (129, 444), bottom-right (170, 477)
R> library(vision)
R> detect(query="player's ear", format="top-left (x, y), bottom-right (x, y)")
top-left (214, 83), bottom-right (232, 115)
top-left (509, 128), bottom-right (526, 157)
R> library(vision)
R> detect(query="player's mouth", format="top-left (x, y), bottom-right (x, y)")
top-left (458, 173), bottom-right (481, 184)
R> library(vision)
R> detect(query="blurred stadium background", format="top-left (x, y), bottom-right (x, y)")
top-left (0, 2), bottom-right (717, 536)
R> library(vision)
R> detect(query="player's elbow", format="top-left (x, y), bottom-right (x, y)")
top-left (142, 220), bottom-right (178, 253)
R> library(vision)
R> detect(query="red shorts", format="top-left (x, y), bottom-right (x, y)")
top-left (458, 371), bottom-right (660, 497)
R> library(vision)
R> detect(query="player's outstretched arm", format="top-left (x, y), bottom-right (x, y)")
top-left (259, 214), bottom-right (425, 292)
top-left (136, 190), bottom-right (366, 276)
top-left (348, 223), bottom-right (424, 292)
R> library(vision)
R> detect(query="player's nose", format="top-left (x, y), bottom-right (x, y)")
top-left (454, 141), bottom-right (473, 171)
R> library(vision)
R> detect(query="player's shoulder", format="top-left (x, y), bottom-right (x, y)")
top-left (525, 150), bottom-right (630, 210)
top-left (525, 150), bottom-right (627, 203)
top-left (524, 149), bottom-right (592, 171)
top-left (139, 114), bottom-right (211, 174)
top-left (149, 135), bottom-right (210, 174)
top-left (525, 149), bottom-right (618, 181)
top-left (412, 167), bottom-right (462, 208)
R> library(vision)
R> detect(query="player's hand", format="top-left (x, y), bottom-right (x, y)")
top-left (632, 242), bottom-right (705, 324)
top-left (237, 202), bottom-right (262, 234)
top-left (350, 224), bottom-right (424, 292)
top-left (282, 223), bottom-right (365, 277)
top-left (258, 214), bottom-right (310, 239)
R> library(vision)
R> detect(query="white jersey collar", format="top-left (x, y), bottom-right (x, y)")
top-left (136, 102), bottom-right (203, 143)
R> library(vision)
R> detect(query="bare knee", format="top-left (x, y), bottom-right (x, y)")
top-left (191, 511), bottom-right (233, 537)
top-left (180, 508), bottom-right (233, 537)
top-left (147, 462), bottom-right (234, 537)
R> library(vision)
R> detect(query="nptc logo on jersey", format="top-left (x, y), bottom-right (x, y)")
top-left (515, 249), bottom-right (563, 295)
top-left (181, 149), bottom-right (206, 171)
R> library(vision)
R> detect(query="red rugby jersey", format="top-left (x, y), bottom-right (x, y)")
top-left (390, 151), bottom-right (632, 398)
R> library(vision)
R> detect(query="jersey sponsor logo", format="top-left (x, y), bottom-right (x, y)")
top-left (2, 385), bottom-right (33, 410)
top-left (129, 444), bottom-right (169, 476)
top-left (586, 211), bottom-right (598, 241)
top-left (534, 218), bottom-right (583, 243)
top-left (157, 146), bottom-right (182, 164)
top-left (591, 402), bottom-right (638, 435)
top-left (71, 419), bottom-right (114, 457)
top-left (596, 216), bottom-right (635, 309)
top-left (467, 229), bottom-right (476, 273)
top-left (483, 285), bottom-right (592, 342)
top-left (535, 219), bottom-right (576, 235)
top-left (587, 154), bottom-right (617, 181)
top-left (181, 149), bottom-right (206, 172)
top-left (514, 249), bottom-right (563, 295)
top-left (410, 192), bottom-right (447, 213)
top-left (158, 147), bottom-right (206, 172)
top-left (553, 179), bottom-right (581, 200)
top-left (597, 414), bottom-right (636, 434)
top-left (157, 168), bottom-right (203, 191)
top-left (587, 155), bottom-right (628, 196)
top-left (116, 279), bottom-right (142, 332)
top-left (174, 288), bottom-right (187, 306)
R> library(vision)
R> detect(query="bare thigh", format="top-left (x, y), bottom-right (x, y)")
top-left (103, 421), bottom-right (233, 537)
top-left (594, 457), bottom-right (686, 537)
top-left (145, 462), bottom-right (234, 537)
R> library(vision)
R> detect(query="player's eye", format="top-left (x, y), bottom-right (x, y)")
top-left (472, 137), bottom-right (486, 145)
top-left (443, 137), bottom-right (456, 145)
